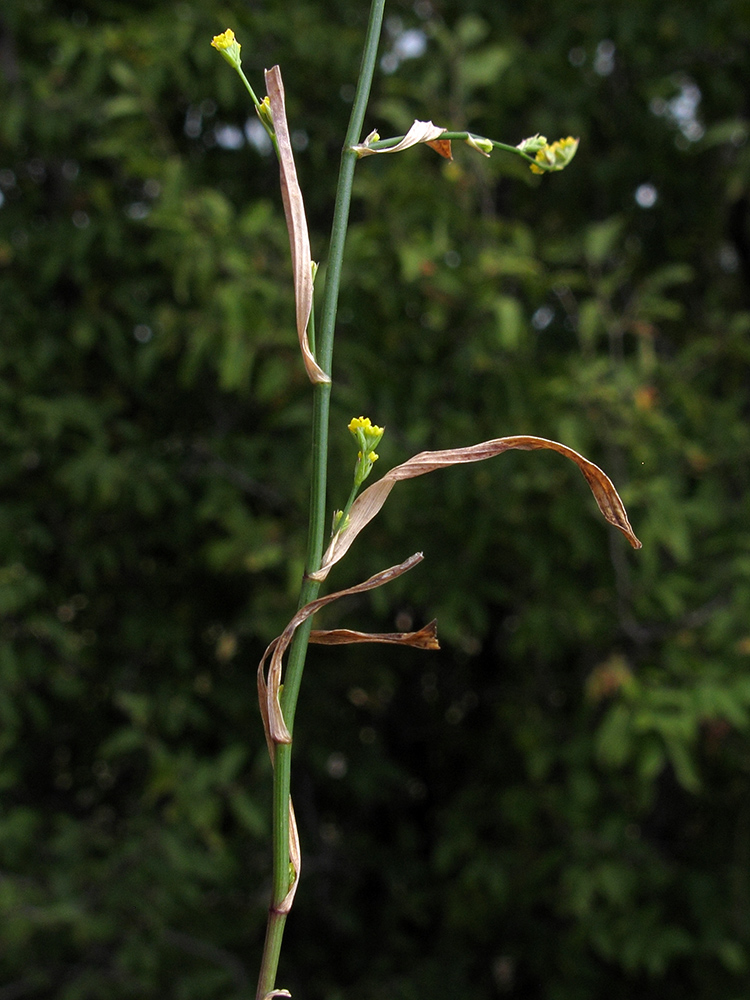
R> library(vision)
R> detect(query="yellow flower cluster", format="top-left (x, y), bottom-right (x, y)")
top-left (530, 136), bottom-right (579, 174)
top-left (211, 28), bottom-right (237, 51)
top-left (348, 416), bottom-right (384, 447)
top-left (348, 415), bottom-right (381, 433)
top-left (349, 417), bottom-right (385, 486)
top-left (211, 28), bottom-right (242, 69)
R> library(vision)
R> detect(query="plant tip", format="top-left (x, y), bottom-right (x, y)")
top-left (211, 28), bottom-right (242, 70)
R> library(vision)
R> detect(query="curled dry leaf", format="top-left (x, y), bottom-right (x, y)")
top-left (280, 796), bottom-right (301, 915)
top-left (311, 435), bottom-right (642, 581)
top-left (257, 553), bottom-right (427, 751)
top-left (351, 119), bottom-right (448, 157)
top-left (256, 672), bottom-right (301, 914)
top-left (310, 619), bottom-right (439, 649)
top-left (256, 555), bottom-right (436, 917)
top-left (265, 66), bottom-right (329, 385)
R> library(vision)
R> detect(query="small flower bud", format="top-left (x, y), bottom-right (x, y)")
top-left (516, 133), bottom-right (548, 154)
top-left (465, 134), bottom-right (493, 157)
top-left (331, 509), bottom-right (350, 534)
top-left (256, 95), bottom-right (275, 134)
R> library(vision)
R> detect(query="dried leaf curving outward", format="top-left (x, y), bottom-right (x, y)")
top-left (311, 435), bottom-right (642, 581)
top-left (265, 66), bottom-right (329, 385)
top-left (256, 555), bottom-right (436, 916)
top-left (257, 553), bottom-right (429, 752)
top-left (351, 119), bottom-right (449, 157)
top-left (310, 620), bottom-right (439, 649)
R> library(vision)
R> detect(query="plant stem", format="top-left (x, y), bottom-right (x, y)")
top-left (255, 2), bottom-right (386, 997)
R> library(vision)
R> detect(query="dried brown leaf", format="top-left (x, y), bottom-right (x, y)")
top-left (310, 619), bottom-right (439, 649)
top-left (256, 556), bottom-right (435, 919)
top-left (426, 138), bottom-right (453, 160)
top-left (257, 553), bottom-right (426, 750)
top-left (277, 796), bottom-right (301, 914)
top-left (265, 66), bottom-right (329, 385)
top-left (311, 435), bottom-right (641, 580)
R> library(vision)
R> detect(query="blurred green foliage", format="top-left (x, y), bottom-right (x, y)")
top-left (2, 0), bottom-right (750, 997)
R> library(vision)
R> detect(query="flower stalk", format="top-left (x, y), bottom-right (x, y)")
top-left (351, 125), bottom-right (579, 173)
top-left (211, 29), bottom-right (279, 156)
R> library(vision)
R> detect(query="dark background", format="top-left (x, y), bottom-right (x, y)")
top-left (2, 1), bottom-right (750, 997)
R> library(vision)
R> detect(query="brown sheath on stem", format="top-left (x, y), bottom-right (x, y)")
top-left (265, 66), bottom-right (329, 384)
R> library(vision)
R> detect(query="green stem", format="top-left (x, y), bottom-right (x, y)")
top-left (339, 480), bottom-right (360, 526)
top-left (255, 2), bottom-right (386, 997)
top-left (236, 65), bottom-right (280, 157)
top-left (236, 64), bottom-right (261, 105)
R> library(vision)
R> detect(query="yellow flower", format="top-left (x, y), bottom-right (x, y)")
top-left (211, 28), bottom-right (236, 50)
top-left (348, 416), bottom-right (384, 438)
top-left (530, 136), bottom-right (579, 174)
top-left (349, 417), bottom-right (385, 487)
top-left (211, 28), bottom-right (242, 69)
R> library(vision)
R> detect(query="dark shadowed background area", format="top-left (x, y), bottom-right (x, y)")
top-left (2, 1), bottom-right (750, 997)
